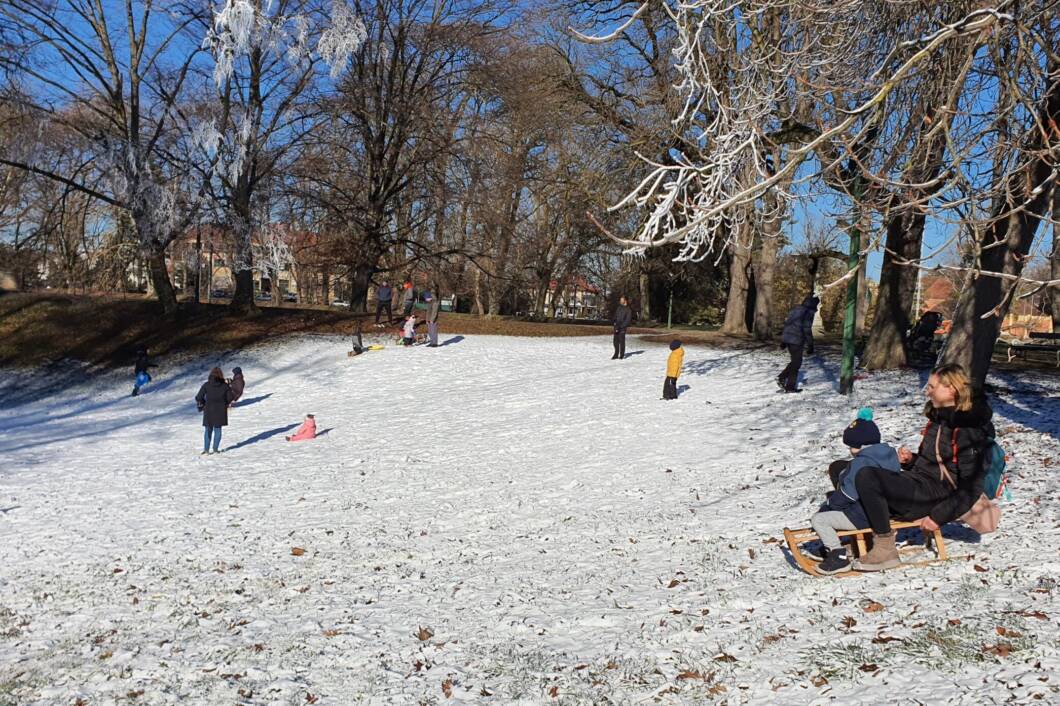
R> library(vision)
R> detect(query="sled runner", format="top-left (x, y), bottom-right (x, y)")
top-left (783, 520), bottom-right (947, 577)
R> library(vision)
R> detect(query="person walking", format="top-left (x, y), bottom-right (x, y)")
top-left (401, 281), bottom-right (416, 318)
top-left (195, 367), bottom-right (235, 454)
top-left (374, 280), bottom-right (393, 325)
top-left (777, 294), bottom-right (819, 392)
top-left (612, 296), bottom-right (632, 360)
top-left (132, 345), bottom-right (156, 397)
top-left (424, 290), bottom-right (441, 347)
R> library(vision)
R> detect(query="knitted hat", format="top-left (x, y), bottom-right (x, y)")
top-left (669, 340), bottom-right (682, 350)
top-left (233, 366), bottom-right (242, 375)
top-left (843, 407), bottom-right (880, 448)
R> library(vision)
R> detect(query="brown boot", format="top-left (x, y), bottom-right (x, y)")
top-left (853, 532), bottom-right (901, 571)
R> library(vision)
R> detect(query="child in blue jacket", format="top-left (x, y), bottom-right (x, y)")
top-left (811, 408), bottom-right (902, 574)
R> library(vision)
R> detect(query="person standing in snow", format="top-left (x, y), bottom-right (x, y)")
top-left (195, 367), bottom-right (235, 455)
top-left (777, 294), bottom-right (819, 393)
top-left (612, 296), bottom-right (633, 360)
top-left (663, 340), bottom-right (684, 400)
top-left (286, 414), bottom-right (317, 441)
top-left (809, 408), bottom-right (902, 575)
top-left (227, 367), bottom-right (245, 407)
top-left (375, 280), bottom-right (393, 325)
top-left (424, 290), bottom-right (441, 347)
top-left (401, 281), bottom-right (416, 318)
top-left (852, 364), bottom-right (994, 572)
top-left (132, 346), bottom-right (156, 397)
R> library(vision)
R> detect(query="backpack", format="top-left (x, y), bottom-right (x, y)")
top-left (981, 439), bottom-right (1011, 501)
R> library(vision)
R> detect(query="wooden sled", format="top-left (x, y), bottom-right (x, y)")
top-left (783, 520), bottom-right (947, 577)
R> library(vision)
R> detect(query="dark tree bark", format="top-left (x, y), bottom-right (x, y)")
top-left (1052, 187), bottom-right (1060, 332)
top-left (941, 63), bottom-right (1060, 389)
top-left (721, 225), bottom-right (752, 334)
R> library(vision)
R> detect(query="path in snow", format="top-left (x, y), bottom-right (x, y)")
top-left (1, 335), bottom-right (1058, 705)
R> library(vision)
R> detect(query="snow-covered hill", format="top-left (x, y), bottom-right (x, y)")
top-left (1, 335), bottom-right (1057, 704)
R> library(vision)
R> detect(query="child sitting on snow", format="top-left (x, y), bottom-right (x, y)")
top-left (663, 340), bottom-right (684, 400)
top-left (810, 408), bottom-right (902, 575)
top-left (402, 315), bottom-right (417, 346)
top-left (286, 414), bottom-right (317, 442)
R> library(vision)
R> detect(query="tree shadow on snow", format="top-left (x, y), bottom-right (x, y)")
top-left (806, 353), bottom-right (839, 391)
top-left (225, 423), bottom-right (299, 451)
top-left (681, 349), bottom-right (759, 377)
top-left (985, 371), bottom-right (1060, 440)
top-left (235, 393), bottom-right (272, 407)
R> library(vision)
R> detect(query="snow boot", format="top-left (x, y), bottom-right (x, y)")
top-left (776, 376), bottom-right (786, 392)
top-left (132, 387), bottom-right (139, 397)
top-left (817, 548), bottom-right (852, 575)
top-left (853, 532), bottom-right (901, 571)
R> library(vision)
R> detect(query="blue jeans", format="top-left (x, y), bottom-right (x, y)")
top-left (203, 426), bottom-right (222, 452)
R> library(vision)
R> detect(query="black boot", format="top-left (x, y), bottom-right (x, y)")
top-left (817, 548), bottom-right (851, 575)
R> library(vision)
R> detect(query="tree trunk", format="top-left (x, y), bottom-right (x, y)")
top-left (721, 238), bottom-right (752, 335)
top-left (147, 248), bottom-right (178, 316)
top-left (1052, 187), bottom-right (1060, 332)
top-left (752, 224), bottom-right (781, 340)
top-left (229, 192), bottom-right (257, 314)
top-left (349, 262), bottom-right (373, 313)
top-left (941, 65), bottom-right (1060, 389)
top-left (473, 265), bottom-right (485, 316)
top-left (638, 271), bottom-right (650, 322)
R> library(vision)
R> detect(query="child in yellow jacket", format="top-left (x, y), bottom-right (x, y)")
top-left (663, 340), bottom-right (684, 400)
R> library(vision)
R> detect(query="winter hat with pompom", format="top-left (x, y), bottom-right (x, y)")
top-left (843, 407), bottom-right (880, 448)
top-left (669, 340), bottom-right (682, 351)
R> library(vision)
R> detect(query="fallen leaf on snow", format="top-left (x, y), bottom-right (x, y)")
top-left (291, 547), bottom-right (306, 556)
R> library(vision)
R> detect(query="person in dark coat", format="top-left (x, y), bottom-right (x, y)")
top-left (375, 281), bottom-right (393, 324)
top-left (777, 294), bottom-right (819, 392)
top-left (227, 367), bottom-right (245, 407)
top-left (424, 291), bottom-right (441, 347)
top-left (612, 296), bottom-right (633, 360)
top-left (132, 346), bottom-right (156, 397)
top-left (853, 364), bottom-right (994, 571)
top-left (195, 367), bottom-right (235, 454)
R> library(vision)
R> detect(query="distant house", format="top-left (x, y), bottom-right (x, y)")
top-left (917, 273), bottom-right (1053, 339)
top-left (543, 276), bottom-right (603, 319)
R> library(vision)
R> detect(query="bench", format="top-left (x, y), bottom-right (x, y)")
top-left (1006, 331), bottom-right (1060, 367)
top-left (783, 520), bottom-right (947, 577)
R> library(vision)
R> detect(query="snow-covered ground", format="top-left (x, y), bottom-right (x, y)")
top-left (1, 335), bottom-right (1058, 705)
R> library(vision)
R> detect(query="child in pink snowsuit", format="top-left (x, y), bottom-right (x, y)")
top-left (286, 414), bottom-right (317, 442)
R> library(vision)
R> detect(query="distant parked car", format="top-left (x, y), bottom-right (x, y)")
top-left (210, 289), bottom-right (230, 298)
top-left (282, 292), bottom-right (297, 302)
top-left (330, 300), bottom-right (349, 308)
top-left (255, 292), bottom-right (272, 301)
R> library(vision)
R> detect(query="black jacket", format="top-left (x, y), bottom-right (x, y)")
top-left (196, 379), bottom-right (235, 428)
top-left (613, 304), bottom-right (632, 331)
top-left (781, 296), bottom-right (818, 348)
top-left (906, 396), bottom-right (994, 525)
top-left (134, 354), bottom-right (156, 376)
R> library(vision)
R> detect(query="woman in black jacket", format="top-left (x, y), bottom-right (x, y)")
top-left (853, 363), bottom-right (994, 571)
top-left (195, 367), bottom-right (235, 454)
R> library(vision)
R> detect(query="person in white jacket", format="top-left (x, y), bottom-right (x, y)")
top-left (402, 315), bottom-right (417, 346)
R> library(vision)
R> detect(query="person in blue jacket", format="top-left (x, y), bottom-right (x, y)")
top-left (811, 408), bottom-right (902, 574)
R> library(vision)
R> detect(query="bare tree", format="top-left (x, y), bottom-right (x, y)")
top-left (0, 0), bottom-right (208, 314)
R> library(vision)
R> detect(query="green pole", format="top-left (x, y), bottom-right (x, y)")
top-left (667, 287), bottom-right (673, 329)
top-left (840, 189), bottom-right (862, 395)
